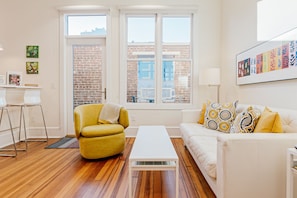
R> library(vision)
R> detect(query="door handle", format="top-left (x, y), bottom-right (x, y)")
top-left (102, 88), bottom-right (106, 100)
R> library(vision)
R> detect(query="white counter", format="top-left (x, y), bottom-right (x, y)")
top-left (0, 85), bottom-right (41, 104)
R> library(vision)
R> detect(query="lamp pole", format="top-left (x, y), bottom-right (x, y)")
top-left (209, 84), bottom-right (220, 103)
top-left (199, 67), bottom-right (221, 103)
top-left (217, 85), bottom-right (220, 103)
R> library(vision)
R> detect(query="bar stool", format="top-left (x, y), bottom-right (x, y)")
top-left (9, 89), bottom-right (48, 150)
top-left (0, 89), bottom-right (17, 157)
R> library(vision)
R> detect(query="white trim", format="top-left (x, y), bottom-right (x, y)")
top-left (119, 5), bottom-right (198, 13)
top-left (59, 12), bottom-right (67, 137)
top-left (132, 51), bottom-right (180, 55)
top-left (59, 9), bottom-right (110, 136)
top-left (119, 11), bottom-right (127, 104)
top-left (120, 11), bottom-right (196, 109)
top-left (0, 126), bottom-right (63, 148)
top-left (125, 126), bottom-right (181, 137)
top-left (65, 35), bottom-right (107, 39)
top-left (57, 5), bottom-right (110, 12)
top-left (105, 10), bottom-right (112, 101)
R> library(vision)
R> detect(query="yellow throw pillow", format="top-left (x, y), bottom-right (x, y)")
top-left (198, 103), bottom-right (206, 124)
top-left (254, 107), bottom-right (283, 133)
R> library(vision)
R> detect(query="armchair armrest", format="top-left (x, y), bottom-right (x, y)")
top-left (74, 104), bottom-right (129, 138)
top-left (74, 104), bottom-right (103, 138)
top-left (119, 107), bottom-right (129, 128)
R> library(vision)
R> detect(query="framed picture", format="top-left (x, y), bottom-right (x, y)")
top-left (0, 75), bottom-right (5, 85)
top-left (26, 45), bottom-right (39, 58)
top-left (26, 61), bottom-right (39, 74)
top-left (7, 72), bottom-right (22, 86)
top-left (236, 27), bottom-right (297, 85)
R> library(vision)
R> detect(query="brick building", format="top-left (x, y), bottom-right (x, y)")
top-left (73, 44), bottom-right (191, 108)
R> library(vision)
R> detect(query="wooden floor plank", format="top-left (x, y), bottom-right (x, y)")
top-left (0, 137), bottom-right (216, 198)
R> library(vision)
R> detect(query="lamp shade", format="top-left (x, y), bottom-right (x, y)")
top-left (0, 44), bottom-right (3, 51)
top-left (199, 68), bottom-right (221, 85)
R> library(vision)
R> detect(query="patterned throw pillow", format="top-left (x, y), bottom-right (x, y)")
top-left (230, 106), bottom-right (261, 133)
top-left (203, 100), bottom-right (238, 133)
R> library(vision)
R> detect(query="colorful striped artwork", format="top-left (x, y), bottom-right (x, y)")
top-left (236, 34), bottom-right (297, 85)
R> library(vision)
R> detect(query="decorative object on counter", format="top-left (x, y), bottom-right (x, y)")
top-left (24, 83), bottom-right (39, 87)
top-left (6, 71), bottom-right (22, 86)
top-left (26, 62), bottom-right (39, 74)
top-left (26, 45), bottom-right (39, 58)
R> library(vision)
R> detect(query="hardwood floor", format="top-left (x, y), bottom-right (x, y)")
top-left (0, 138), bottom-right (215, 198)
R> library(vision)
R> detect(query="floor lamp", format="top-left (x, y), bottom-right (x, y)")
top-left (199, 68), bottom-right (221, 103)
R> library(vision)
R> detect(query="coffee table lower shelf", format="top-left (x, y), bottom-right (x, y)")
top-left (128, 126), bottom-right (179, 198)
top-left (129, 159), bottom-right (179, 198)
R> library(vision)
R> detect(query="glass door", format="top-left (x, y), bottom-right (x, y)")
top-left (66, 38), bottom-right (106, 134)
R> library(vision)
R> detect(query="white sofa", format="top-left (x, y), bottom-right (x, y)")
top-left (180, 104), bottom-right (297, 198)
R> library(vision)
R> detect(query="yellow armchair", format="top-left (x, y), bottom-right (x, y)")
top-left (74, 103), bottom-right (129, 159)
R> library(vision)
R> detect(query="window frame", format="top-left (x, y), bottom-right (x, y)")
top-left (120, 8), bottom-right (198, 109)
top-left (66, 14), bottom-right (107, 36)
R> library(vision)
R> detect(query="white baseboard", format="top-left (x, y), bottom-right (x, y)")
top-left (26, 127), bottom-right (64, 138)
top-left (125, 126), bottom-right (181, 137)
top-left (0, 126), bottom-right (181, 147)
top-left (0, 127), bottom-right (64, 147)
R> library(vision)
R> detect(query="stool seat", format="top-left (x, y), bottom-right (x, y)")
top-left (0, 89), bottom-right (17, 157)
top-left (8, 89), bottom-right (48, 150)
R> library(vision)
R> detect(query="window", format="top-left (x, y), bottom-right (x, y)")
top-left (138, 60), bottom-right (154, 80)
top-left (64, 14), bottom-right (107, 108)
top-left (163, 61), bottom-right (174, 81)
top-left (66, 15), bottom-right (107, 36)
top-left (124, 14), bottom-right (193, 105)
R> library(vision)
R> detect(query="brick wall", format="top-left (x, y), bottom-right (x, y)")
top-left (127, 44), bottom-right (191, 103)
top-left (73, 44), bottom-right (191, 106)
top-left (73, 45), bottom-right (102, 108)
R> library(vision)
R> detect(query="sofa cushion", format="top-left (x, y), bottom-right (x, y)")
top-left (230, 106), bottom-right (261, 133)
top-left (276, 108), bottom-right (297, 133)
top-left (254, 107), bottom-right (283, 133)
top-left (188, 136), bottom-right (217, 179)
top-left (204, 100), bottom-right (238, 133)
top-left (180, 123), bottom-right (221, 145)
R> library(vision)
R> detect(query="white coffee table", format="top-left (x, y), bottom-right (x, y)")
top-left (128, 125), bottom-right (179, 198)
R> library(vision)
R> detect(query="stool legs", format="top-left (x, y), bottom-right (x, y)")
top-left (39, 104), bottom-right (49, 142)
top-left (18, 104), bottom-right (48, 149)
top-left (17, 106), bottom-right (28, 151)
top-left (0, 107), bottom-right (17, 157)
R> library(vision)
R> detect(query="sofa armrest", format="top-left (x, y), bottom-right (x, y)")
top-left (181, 109), bottom-right (201, 123)
top-left (216, 133), bottom-right (297, 198)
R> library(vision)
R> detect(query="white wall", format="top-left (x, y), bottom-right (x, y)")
top-left (0, 0), bottom-right (222, 140)
top-left (2, 0), bottom-right (294, 141)
top-left (221, 0), bottom-right (297, 109)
